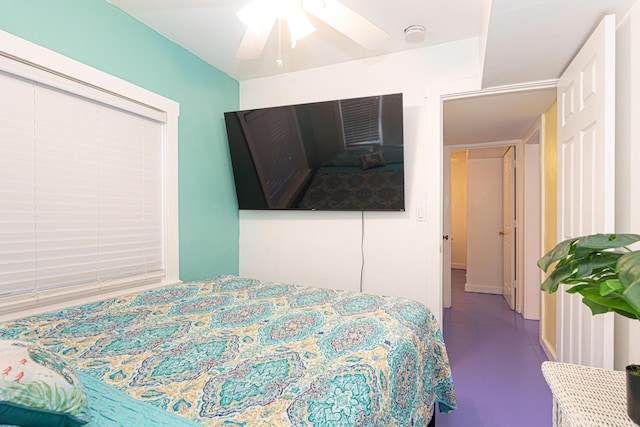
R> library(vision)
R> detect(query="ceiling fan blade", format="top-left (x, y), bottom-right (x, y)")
top-left (302, 0), bottom-right (389, 50)
top-left (235, 16), bottom-right (276, 60)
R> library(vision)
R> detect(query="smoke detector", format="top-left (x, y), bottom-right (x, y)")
top-left (404, 25), bottom-right (426, 44)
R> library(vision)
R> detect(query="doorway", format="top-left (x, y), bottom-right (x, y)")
top-left (441, 85), bottom-right (554, 318)
top-left (448, 145), bottom-right (515, 300)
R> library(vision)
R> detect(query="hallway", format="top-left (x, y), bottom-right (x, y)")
top-left (437, 269), bottom-right (552, 426)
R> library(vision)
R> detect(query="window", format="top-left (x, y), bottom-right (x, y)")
top-left (0, 31), bottom-right (179, 318)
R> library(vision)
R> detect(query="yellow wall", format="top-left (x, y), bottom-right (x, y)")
top-left (450, 150), bottom-right (468, 269)
top-left (541, 101), bottom-right (557, 358)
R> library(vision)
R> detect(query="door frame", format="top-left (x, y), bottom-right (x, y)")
top-left (522, 129), bottom-right (542, 320)
top-left (441, 82), bottom-right (556, 314)
top-left (443, 140), bottom-right (520, 311)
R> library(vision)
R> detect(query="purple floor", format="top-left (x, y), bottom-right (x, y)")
top-left (436, 269), bottom-right (552, 426)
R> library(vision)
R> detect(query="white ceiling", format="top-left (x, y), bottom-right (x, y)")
top-left (443, 86), bottom-right (557, 146)
top-left (105, 0), bottom-right (636, 146)
top-left (106, 0), bottom-right (486, 82)
top-left (482, 0), bottom-right (635, 88)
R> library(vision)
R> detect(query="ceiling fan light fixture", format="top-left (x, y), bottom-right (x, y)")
top-left (286, 5), bottom-right (316, 46)
top-left (236, 0), bottom-right (389, 62)
top-left (238, 0), bottom-right (315, 49)
top-left (237, 1), bottom-right (275, 35)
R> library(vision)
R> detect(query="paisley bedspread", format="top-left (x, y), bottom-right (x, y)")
top-left (0, 275), bottom-right (457, 426)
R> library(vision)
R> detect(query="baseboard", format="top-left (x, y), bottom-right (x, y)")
top-left (464, 282), bottom-right (502, 295)
top-left (540, 335), bottom-right (557, 361)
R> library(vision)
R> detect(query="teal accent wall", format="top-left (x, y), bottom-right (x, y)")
top-left (0, 0), bottom-right (240, 281)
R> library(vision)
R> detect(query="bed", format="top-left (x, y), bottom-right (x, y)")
top-left (0, 275), bottom-right (456, 426)
top-left (298, 145), bottom-right (405, 210)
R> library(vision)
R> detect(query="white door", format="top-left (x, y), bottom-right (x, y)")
top-left (556, 14), bottom-right (616, 369)
top-left (502, 147), bottom-right (516, 310)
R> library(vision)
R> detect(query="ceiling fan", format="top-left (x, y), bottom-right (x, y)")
top-left (235, 0), bottom-right (390, 61)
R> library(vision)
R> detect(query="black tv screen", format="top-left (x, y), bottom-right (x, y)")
top-left (224, 93), bottom-right (404, 211)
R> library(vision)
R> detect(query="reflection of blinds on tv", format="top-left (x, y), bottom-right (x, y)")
top-left (265, 111), bottom-right (301, 199)
top-left (339, 96), bottom-right (383, 148)
top-left (238, 107), bottom-right (311, 208)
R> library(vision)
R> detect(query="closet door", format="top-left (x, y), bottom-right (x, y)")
top-left (556, 14), bottom-right (616, 369)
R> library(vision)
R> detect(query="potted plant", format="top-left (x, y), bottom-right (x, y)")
top-left (537, 233), bottom-right (640, 424)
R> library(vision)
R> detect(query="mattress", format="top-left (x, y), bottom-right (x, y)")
top-left (0, 275), bottom-right (456, 426)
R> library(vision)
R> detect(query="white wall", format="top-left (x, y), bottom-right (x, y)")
top-left (465, 157), bottom-right (503, 293)
top-left (614, 1), bottom-right (640, 369)
top-left (238, 38), bottom-right (482, 321)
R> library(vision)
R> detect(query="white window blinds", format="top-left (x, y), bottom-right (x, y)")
top-left (0, 69), bottom-right (165, 298)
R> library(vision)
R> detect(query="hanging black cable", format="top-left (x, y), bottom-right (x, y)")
top-left (360, 210), bottom-right (365, 293)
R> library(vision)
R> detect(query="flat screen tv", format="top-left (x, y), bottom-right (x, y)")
top-left (224, 93), bottom-right (404, 211)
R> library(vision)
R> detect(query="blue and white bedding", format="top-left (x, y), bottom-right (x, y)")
top-left (0, 275), bottom-right (456, 426)
top-left (77, 371), bottom-right (201, 427)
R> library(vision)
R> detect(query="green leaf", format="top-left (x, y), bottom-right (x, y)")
top-left (571, 252), bottom-right (621, 280)
top-left (575, 257), bottom-right (593, 278)
top-left (565, 284), bottom-right (595, 294)
top-left (575, 286), bottom-right (639, 316)
top-left (538, 238), bottom-right (578, 272)
top-left (619, 251), bottom-right (640, 314)
top-left (623, 285), bottom-right (640, 315)
top-left (581, 297), bottom-right (611, 315)
top-left (540, 263), bottom-right (576, 293)
top-left (574, 243), bottom-right (598, 259)
top-left (538, 233), bottom-right (640, 320)
top-left (588, 252), bottom-right (623, 270)
top-left (619, 252), bottom-right (640, 307)
top-left (619, 251), bottom-right (640, 287)
top-left (540, 253), bottom-right (619, 294)
top-left (600, 278), bottom-right (622, 296)
top-left (578, 233), bottom-right (640, 250)
top-left (611, 308), bottom-right (640, 320)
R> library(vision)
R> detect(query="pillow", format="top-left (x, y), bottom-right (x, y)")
top-left (360, 150), bottom-right (387, 170)
top-left (380, 145), bottom-right (404, 164)
top-left (322, 148), bottom-right (371, 167)
top-left (0, 340), bottom-right (90, 427)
